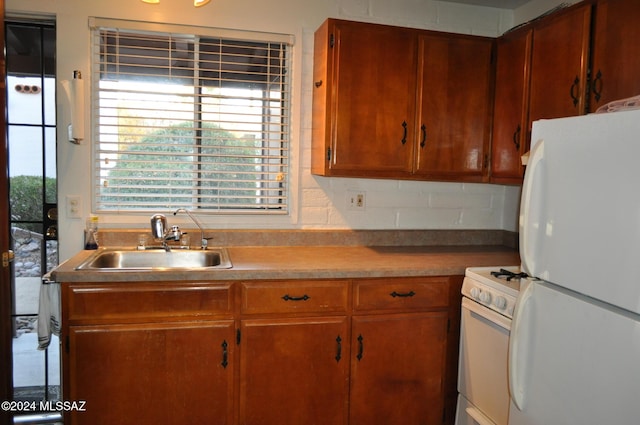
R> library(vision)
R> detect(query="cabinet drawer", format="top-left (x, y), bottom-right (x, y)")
top-left (241, 280), bottom-right (348, 315)
top-left (353, 277), bottom-right (449, 312)
top-left (65, 282), bottom-right (233, 323)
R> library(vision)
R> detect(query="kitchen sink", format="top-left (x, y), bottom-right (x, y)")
top-left (75, 248), bottom-right (232, 270)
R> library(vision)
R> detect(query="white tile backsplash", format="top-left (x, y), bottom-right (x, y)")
top-left (7, 0), bottom-right (537, 260)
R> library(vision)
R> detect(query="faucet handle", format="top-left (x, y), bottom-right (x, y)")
top-left (201, 236), bottom-right (214, 250)
top-left (168, 225), bottom-right (182, 241)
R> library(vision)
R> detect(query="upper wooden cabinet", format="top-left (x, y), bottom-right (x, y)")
top-left (311, 19), bottom-right (494, 182)
top-left (490, 27), bottom-right (532, 184)
top-left (314, 2), bottom-right (640, 185)
top-left (312, 19), bottom-right (417, 178)
top-left (589, 0), bottom-right (640, 112)
top-left (527, 2), bottom-right (592, 125)
top-left (414, 33), bottom-right (494, 181)
top-left (491, 0), bottom-right (640, 184)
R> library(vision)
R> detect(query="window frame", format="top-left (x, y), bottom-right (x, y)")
top-left (89, 18), bottom-right (294, 216)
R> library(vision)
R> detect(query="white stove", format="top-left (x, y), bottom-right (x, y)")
top-left (456, 265), bottom-right (526, 425)
top-left (462, 266), bottom-right (525, 319)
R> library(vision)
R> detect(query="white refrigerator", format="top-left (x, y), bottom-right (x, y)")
top-left (510, 109), bottom-right (640, 425)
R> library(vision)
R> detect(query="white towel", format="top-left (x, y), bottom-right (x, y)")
top-left (595, 94), bottom-right (640, 113)
top-left (37, 282), bottom-right (61, 350)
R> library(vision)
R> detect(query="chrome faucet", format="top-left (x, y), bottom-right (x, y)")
top-left (173, 208), bottom-right (210, 250)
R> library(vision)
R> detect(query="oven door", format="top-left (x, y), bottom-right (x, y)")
top-left (456, 297), bottom-right (511, 425)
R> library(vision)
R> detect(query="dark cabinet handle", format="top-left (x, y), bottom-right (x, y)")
top-left (570, 76), bottom-right (580, 107)
top-left (221, 340), bottom-right (228, 369)
top-left (513, 124), bottom-right (521, 151)
top-left (282, 294), bottom-right (310, 301)
top-left (390, 290), bottom-right (416, 298)
top-left (356, 334), bottom-right (364, 361)
top-left (420, 124), bottom-right (427, 148)
top-left (335, 336), bottom-right (342, 362)
top-left (592, 70), bottom-right (602, 102)
top-left (401, 121), bottom-right (408, 145)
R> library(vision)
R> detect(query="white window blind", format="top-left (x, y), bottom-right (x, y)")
top-left (90, 19), bottom-right (292, 213)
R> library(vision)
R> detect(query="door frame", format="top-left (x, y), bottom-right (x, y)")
top-left (1, 1), bottom-right (14, 423)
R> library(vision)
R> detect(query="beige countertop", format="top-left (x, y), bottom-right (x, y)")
top-left (50, 245), bottom-right (520, 282)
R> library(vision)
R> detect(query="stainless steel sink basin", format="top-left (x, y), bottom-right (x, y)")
top-left (75, 248), bottom-right (232, 270)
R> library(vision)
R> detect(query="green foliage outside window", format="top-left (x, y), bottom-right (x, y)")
top-left (9, 175), bottom-right (57, 231)
top-left (99, 121), bottom-right (266, 209)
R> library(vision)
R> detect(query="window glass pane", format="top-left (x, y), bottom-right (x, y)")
top-left (43, 27), bottom-right (56, 76)
top-left (7, 76), bottom-right (43, 125)
top-left (9, 126), bottom-right (44, 223)
top-left (44, 76), bottom-right (56, 126)
top-left (13, 319), bottom-right (45, 400)
top-left (13, 333), bottom-right (61, 403)
top-left (9, 125), bottom-right (43, 178)
top-left (45, 127), bottom-right (57, 204)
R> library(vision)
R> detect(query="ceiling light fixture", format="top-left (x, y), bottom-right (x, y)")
top-left (141, 0), bottom-right (211, 6)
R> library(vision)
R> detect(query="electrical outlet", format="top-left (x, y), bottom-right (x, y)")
top-left (348, 191), bottom-right (366, 211)
top-left (66, 195), bottom-right (82, 219)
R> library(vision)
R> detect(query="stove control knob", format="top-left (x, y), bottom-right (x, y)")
top-left (470, 287), bottom-right (481, 299)
top-left (493, 296), bottom-right (507, 310)
top-left (479, 291), bottom-right (492, 304)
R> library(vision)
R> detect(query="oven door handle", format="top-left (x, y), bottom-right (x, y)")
top-left (462, 297), bottom-right (511, 331)
top-left (465, 406), bottom-right (495, 425)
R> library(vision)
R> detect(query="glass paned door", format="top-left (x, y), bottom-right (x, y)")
top-left (5, 19), bottom-right (60, 415)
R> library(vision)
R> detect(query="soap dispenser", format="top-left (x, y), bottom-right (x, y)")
top-left (84, 215), bottom-right (99, 250)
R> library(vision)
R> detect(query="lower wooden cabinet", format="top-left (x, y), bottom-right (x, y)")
top-left (349, 312), bottom-right (448, 425)
top-left (66, 321), bottom-right (234, 425)
top-left (62, 276), bottom-right (462, 425)
top-left (239, 317), bottom-right (350, 425)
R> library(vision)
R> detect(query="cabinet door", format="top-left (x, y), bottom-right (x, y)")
top-left (491, 28), bottom-right (532, 184)
top-left (65, 321), bottom-right (234, 425)
top-left (415, 34), bottom-right (493, 181)
top-left (589, 0), bottom-right (640, 112)
top-left (528, 3), bottom-right (591, 125)
top-left (239, 317), bottom-right (349, 425)
top-left (325, 21), bottom-right (417, 176)
top-left (350, 312), bottom-right (449, 425)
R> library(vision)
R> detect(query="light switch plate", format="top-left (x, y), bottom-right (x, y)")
top-left (66, 195), bottom-right (82, 219)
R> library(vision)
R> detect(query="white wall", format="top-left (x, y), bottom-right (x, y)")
top-left (7, 0), bottom-right (539, 260)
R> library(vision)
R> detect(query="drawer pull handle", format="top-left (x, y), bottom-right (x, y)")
top-left (390, 290), bottom-right (416, 298)
top-left (335, 336), bottom-right (342, 362)
top-left (282, 294), bottom-right (310, 301)
top-left (356, 334), bottom-right (364, 361)
top-left (221, 340), bottom-right (228, 369)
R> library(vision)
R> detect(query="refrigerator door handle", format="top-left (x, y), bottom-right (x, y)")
top-left (508, 280), bottom-right (535, 411)
top-left (519, 138), bottom-right (545, 276)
